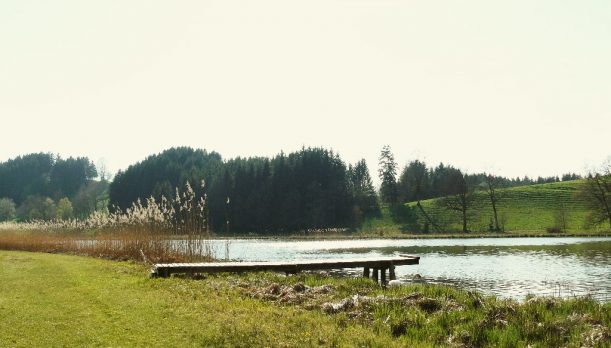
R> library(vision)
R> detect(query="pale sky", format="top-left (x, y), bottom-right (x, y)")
top-left (1, 0), bottom-right (610, 184)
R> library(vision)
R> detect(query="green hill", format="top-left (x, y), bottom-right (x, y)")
top-left (405, 180), bottom-right (605, 233)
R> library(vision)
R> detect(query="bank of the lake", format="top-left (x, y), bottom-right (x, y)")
top-left (1, 250), bottom-right (609, 347)
top-left (202, 237), bottom-right (611, 302)
top-left (222, 230), bottom-right (611, 240)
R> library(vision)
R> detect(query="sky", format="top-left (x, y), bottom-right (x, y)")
top-left (1, 0), bottom-right (610, 184)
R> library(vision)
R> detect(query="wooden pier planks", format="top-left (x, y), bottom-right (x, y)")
top-left (151, 255), bottom-right (419, 285)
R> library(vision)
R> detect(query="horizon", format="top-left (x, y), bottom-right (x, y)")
top-left (2, 1), bottom-right (610, 184)
top-left (0, 145), bottom-right (599, 185)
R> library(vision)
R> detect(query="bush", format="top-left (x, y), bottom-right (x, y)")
top-left (0, 198), bottom-right (17, 221)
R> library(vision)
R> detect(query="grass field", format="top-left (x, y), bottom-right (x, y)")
top-left (1, 250), bottom-right (609, 347)
top-left (356, 180), bottom-right (608, 235)
top-left (409, 180), bottom-right (605, 233)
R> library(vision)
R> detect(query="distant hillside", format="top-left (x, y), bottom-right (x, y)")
top-left (406, 180), bottom-right (604, 233)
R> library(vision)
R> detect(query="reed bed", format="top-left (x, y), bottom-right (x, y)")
top-left (0, 182), bottom-right (214, 263)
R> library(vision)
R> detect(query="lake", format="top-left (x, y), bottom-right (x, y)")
top-left (205, 237), bottom-right (611, 301)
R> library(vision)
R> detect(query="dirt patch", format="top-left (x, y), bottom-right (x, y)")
top-left (481, 303), bottom-right (517, 328)
top-left (243, 281), bottom-right (461, 321)
top-left (582, 324), bottom-right (610, 348)
top-left (245, 282), bottom-right (336, 307)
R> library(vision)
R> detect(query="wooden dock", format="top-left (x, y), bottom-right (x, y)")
top-left (151, 255), bottom-right (419, 285)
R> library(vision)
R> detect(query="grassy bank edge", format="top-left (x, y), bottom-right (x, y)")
top-left (211, 230), bottom-right (611, 240)
top-left (1, 250), bottom-right (609, 347)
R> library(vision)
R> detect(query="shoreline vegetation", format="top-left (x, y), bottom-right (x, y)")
top-left (1, 179), bottom-right (608, 257)
top-left (0, 182), bottom-right (215, 263)
top-left (1, 222), bottom-right (608, 263)
top-left (1, 159), bottom-right (609, 346)
top-left (1, 213), bottom-right (608, 264)
top-left (3, 149), bottom-right (609, 237)
top-left (210, 229), bottom-right (611, 240)
top-left (1, 250), bottom-right (609, 347)
top-left (0, 200), bottom-right (608, 347)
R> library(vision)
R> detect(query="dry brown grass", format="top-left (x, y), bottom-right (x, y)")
top-left (0, 230), bottom-right (209, 263)
top-left (0, 182), bottom-right (213, 263)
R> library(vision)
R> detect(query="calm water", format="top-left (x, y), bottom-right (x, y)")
top-left (205, 237), bottom-right (611, 301)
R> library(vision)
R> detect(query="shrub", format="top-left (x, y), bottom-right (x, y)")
top-left (0, 198), bottom-right (16, 221)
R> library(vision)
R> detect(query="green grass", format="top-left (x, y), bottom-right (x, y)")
top-left (355, 180), bottom-right (608, 235)
top-left (410, 180), bottom-right (603, 233)
top-left (1, 250), bottom-right (609, 347)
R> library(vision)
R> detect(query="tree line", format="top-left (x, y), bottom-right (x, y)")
top-left (0, 153), bottom-right (107, 221)
top-left (394, 160), bottom-right (581, 204)
top-left (378, 146), bottom-right (605, 232)
top-left (109, 147), bottom-right (380, 233)
top-left (1, 147), bottom-right (608, 233)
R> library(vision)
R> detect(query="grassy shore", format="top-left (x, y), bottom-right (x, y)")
top-left (260, 229), bottom-right (611, 240)
top-left (1, 250), bottom-right (608, 347)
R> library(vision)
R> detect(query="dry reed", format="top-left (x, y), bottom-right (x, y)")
top-left (0, 181), bottom-right (213, 263)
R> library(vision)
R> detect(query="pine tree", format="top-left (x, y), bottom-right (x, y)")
top-left (378, 145), bottom-right (398, 205)
top-left (349, 160), bottom-right (380, 220)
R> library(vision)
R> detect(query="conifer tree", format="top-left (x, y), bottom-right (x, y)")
top-left (378, 145), bottom-right (398, 205)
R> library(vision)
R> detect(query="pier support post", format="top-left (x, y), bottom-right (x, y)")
top-left (389, 265), bottom-right (396, 280)
top-left (380, 268), bottom-right (387, 286)
top-left (363, 267), bottom-right (370, 278)
top-left (373, 268), bottom-right (379, 283)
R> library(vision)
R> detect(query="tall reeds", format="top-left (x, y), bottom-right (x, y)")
top-left (0, 182), bottom-right (213, 263)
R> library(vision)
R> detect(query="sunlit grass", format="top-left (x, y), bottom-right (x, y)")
top-left (412, 180), bottom-right (600, 233)
top-left (353, 180), bottom-right (610, 235)
top-left (1, 250), bottom-right (608, 347)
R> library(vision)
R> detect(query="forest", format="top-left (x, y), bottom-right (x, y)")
top-left (0, 153), bottom-right (107, 221)
top-left (109, 147), bottom-right (379, 233)
top-left (0, 146), bottom-right (605, 234)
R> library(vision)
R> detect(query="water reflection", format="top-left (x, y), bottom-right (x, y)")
top-left (200, 237), bottom-right (611, 301)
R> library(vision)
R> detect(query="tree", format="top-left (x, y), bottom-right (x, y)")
top-left (96, 158), bottom-right (112, 182)
top-left (108, 146), bottom-right (356, 233)
top-left (397, 160), bottom-right (440, 232)
top-left (41, 198), bottom-right (57, 220)
top-left (109, 147), bottom-right (223, 212)
top-left (0, 198), bottom-right (17, 221)
top-left (50, 157), bottom-right (97, 199)
top-left (348, 160), bottom-right (380, 225)
top-left (18, 196), bottom-right (56, 221)
top-left (0, 153), bottom-right (99, 209)
top-left (553, 203), bottom-right (569, 232)
top-left (484, 174), bottom-right (502, 232)
top-left (72, 180), bottom-right (110, 218)
top-left (378, 145), bottom-right (398, 205)
top-left (579, 161), bottom-right (611, 229)
top-left (397, 160), bottom-right (430, 203)
top-left (562, 173), bottom-right (581, 181)
top-left (0, 153), bottom-right (54, 205)
top-left (56, 197), bottom-right (74, 220)
top-left (437, 169), bottom-right (474, 232)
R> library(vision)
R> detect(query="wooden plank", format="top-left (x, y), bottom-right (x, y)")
top-left (151, 256), bottom-right (419, 278)
top-left (157, 256), bottom-right (418, 269)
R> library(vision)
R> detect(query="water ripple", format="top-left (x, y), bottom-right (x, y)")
top-left (200, 237), bottom-right (611, 301)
